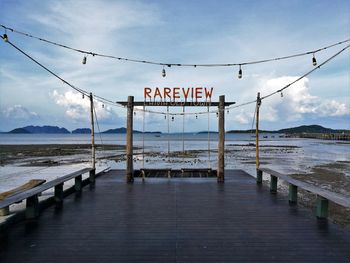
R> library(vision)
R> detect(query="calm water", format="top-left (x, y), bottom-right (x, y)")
top-left (0, 133), bottom-right (349, 176)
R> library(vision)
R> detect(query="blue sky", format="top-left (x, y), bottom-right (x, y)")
top-left (0, 0), bottom-right (349, 132)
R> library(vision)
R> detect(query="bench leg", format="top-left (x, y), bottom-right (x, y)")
top-left (270, 175), bottom-right (277, 194)
top-left (89, 169), bottom-right (96, 184)
top-left (256, 169), bottom-right (263, 184)
top-left (26, 194), bottom-right (39, 219)
top-left (316, 196), bottom-right (329, 219)
top-left (288, 184), bottom-right (298, 205)
top-left (55, 183), bottom-right (64, 206)
top-left (75, 175), bottom-right (82, 192)
top-left (0, 206), bottom-right (10, 216)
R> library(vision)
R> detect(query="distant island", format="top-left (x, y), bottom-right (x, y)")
top-left (3, 124), bottom-right (349, 134)
top-left (226, 125), bottom-right (349, 134)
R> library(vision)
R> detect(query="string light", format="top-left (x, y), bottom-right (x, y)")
top-left (102, 104), bottom-right (105, 108)
top-left (3, 23), bottom-right (349, 118)
top-left (171, 116), bottom-right (174, 122)
top-left (280, 91), bottom-right (283, 97)
top-left (164, 115), bottom-right (166, 119)
top-left (134, 111), bottom-right (136, 116)
top-left (162, 67), bottom-right (166, 77)
top-left (216, 112), bottom-right (219, 118)
top-left (2, 25), bottom-right (348, 70)
top-left (312, 54), bottom-right (317, 66)
top-left (82, 94), bottom-right (84, 99)
top-left (238, 65), bottom-right (242, 79)
top-left (82, 55), bottom-right (87, 65)
top-left (3, 33), bottom-right (8, 42)
top-left (227, 109), bottom-right (229, 114)
top-left (196, 114), bottom-right (198, 119)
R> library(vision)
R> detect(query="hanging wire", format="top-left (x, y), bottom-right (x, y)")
top-left (93, 103), bottom-right (108, 165)
top-left (142, 104), bottom-right (145, 169)
top-left (1, 24), bottom-right (349, 68)
top-left (1, 34), bottom-right (349, 118)
top-left (182, 105), bottom-right (185, 162)
top-left (207, 103), bottom-right (211, 169)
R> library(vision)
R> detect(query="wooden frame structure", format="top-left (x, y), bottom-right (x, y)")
top-left (118, 96), bottom-right (235, 184)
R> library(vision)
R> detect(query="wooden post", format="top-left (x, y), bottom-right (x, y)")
top-left (289, 184), bottom-right (298, 205)
top-left (256, 92), bottom-right (262, 184)
top-left (75, 175), bottom-right (82, 192)
top-left (256, 169), bottom-right (263, 184)
top-left (90, 93), bottom-right (96, 170)
top-left (89, 169), bottom-right (96, 184)
top-left (270, 175), bottom-right (277, 194)
top-left (126, 96), bottom-right (134, 183)
top-left (26, 194), bottom-right (39, 219)
top-left (217, 95), bottom-right (225, 183)
top-left (316, 196), bottom-right (329, 219)
top-left (54, 183), bottom-right (64, 206)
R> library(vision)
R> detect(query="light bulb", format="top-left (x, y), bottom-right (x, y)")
top-left (162, 68), bottom-right (166, 77)
top-left (312, 54), bottom-right (317, 66)
top-left (171, 116), bottom-right (174, 122)
top-left (82, 56), bottom-right (87, 65)
top-left (3, 34), bottom-right (8, 42)
top-left (196, 115), bottom-right (198, 119)
top-left (238, 65), bottom-right (242, 79)
top-left (280, 91), bottom-right (283, 97)
top-left (102, 104), bottom-right (104, 108)
top-left (82, 94), bottom-right (85, 99)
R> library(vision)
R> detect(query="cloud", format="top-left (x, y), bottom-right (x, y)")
top-left (2, 105), bottom-right (39, 121)
top-left (258, 76), bottom-right (350, 122)
top-left (51, 90), bottom-right (123, 125)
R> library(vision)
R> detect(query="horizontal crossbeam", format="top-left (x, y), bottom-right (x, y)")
top-left (117, 101), bottom-right (235, 107)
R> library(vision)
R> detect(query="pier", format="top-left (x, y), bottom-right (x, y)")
top-left (1, 169), bottom-right (350, 262)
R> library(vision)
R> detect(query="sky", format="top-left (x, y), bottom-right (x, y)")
top-left (0, 0), bottom-right (349, 132)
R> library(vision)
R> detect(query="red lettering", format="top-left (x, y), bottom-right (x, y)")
top-left (144, 87), bottom-right (152, 99)
top-left (173, 87), bottom-right (180, 99)
top-left (154, 87), bottom-right (162, 99)
top-left (182, 88), bottom-right (190, 100)
top-left (164, 87), bottom-right (171, 100)
top-left (195, 87), bottom-right (202, 99)
top-left (204, 87), bottom-right (213, 99)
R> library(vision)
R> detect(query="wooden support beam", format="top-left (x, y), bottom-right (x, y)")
top-left (126, 96), bottom-right (134, 183)
top-left (89, 169), bottom-right (96, 184)
top-left (217, 95), bottom-right (225, 183)
top-left (255, 92), bottom-right (261, 172)
top-left (75, 175), bottom-right (82, 192)
top-left (256, 169), bottom-right (263, 185)
top-left (54, 183), bottom-right (64, 206)
top-left (289, 184), bottom-right (298, 205)
top-left (316, 195), bottom-right (329, 219)
top-left (90, 93), bottom-right (96, 170)
top-left (26, 194), bottom-right (39, 219)
top-left (270, 175), bottom-right (277, 194)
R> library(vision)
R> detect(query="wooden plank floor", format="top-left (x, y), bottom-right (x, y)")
top-left (1, 169), bottom-right (350, 262)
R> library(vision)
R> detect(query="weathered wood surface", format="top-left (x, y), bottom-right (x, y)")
top-left (0, 168), bottom-right (92, 209)
top-left (0, 180), bottom-right (46, 200)
top-left (1, 169), bottom-right (350, 262)
top-left (259, 167), bottom-right (350, 208)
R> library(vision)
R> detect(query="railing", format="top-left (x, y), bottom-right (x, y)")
top-left (0, 168), bottom-right (96, 219)
top-left (257, 167), bottom-right (350, 219)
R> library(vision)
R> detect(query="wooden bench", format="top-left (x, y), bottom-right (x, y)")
top-left (0, 168), bottom-right (95, 218)
top-left (257, 167), bottom-right (350, 219)
top-left (0, 179), bottom-right (46, 216)
top-left (140, 169), bottom-right (172, 178)
top-left (181, 168), bottom-right (213, 177)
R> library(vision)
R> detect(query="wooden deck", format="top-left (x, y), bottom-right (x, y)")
top-left (1, 169), bottom-right (350, 262)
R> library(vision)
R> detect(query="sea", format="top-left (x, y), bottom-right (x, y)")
top-left (0, 133), bottom-right (349, 178)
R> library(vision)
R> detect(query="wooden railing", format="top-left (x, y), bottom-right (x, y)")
top-left (257, 167), bottom-right (350, 219)
top-left (0, 168), bottom-right (96, 219)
